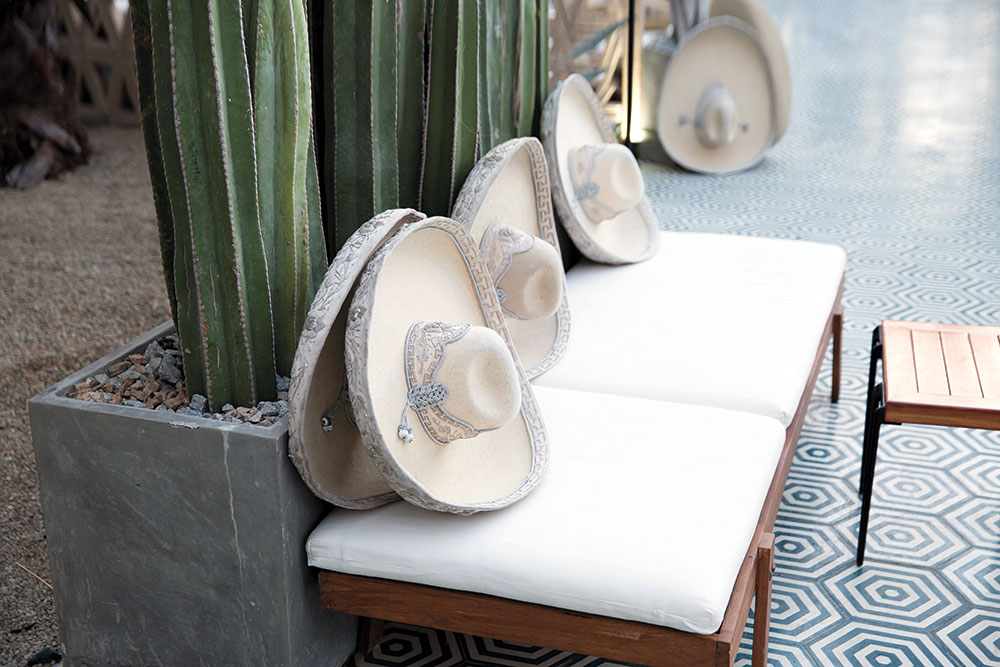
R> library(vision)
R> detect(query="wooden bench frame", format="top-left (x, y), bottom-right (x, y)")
top-left (318, 279), bottom-right (844, 667)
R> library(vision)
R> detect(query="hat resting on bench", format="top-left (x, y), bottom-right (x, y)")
top-left (287, 209), bottom-right (424, 509)
top-left (710, 0), bottom-right (790, 144)
top-left (452, 137), bottom-right (570, 379)
top-left (541, 74), bottom-right (659, 265)
top-left (655, 15), bottom-right (776, 174)
top-left (345, 217), bottom-right (548, 514)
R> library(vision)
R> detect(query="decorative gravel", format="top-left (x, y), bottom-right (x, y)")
top-left (67, 332), bottom-right (290, 427)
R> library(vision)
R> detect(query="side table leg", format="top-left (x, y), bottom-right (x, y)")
top-left (860, 326), bottom-right (882, 494)
top-left (858, 385), bottom-right (885, 566)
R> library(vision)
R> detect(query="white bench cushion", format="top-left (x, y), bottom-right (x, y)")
top-left (307, 385), bottom-right (785, 634)
top-left (535, 232), bottom-right (846, 426)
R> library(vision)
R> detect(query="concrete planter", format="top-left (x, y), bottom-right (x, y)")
top-left (29, 322), bottom-right (355, 667)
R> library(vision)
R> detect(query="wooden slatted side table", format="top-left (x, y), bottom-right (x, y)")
top-left (857, 320), bottom-right (1000, 565)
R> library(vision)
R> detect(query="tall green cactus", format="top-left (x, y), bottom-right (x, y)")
top-left (325, 0), bottom-right (400, 250)
top-left (249, 0), bottom-right (326, 376)
top-left (420, 0), bottom-right (479, 215)
top-left (318, 0), bottom-right (551, 252)
top-left (132, 0), bottom-right (326, 410)
top-left (133, 0), bottom-right (549, 407)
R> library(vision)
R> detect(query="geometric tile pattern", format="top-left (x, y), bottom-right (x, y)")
top-left (348, 0), bottom-right (1000, 664)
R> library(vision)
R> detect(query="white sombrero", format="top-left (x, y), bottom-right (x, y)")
top-left (452, 137), bottom-right (570, 379)
top-left (655, 15), bottom-right (776, 174)
top-left (541, 74), bottom-right (660, 265)
top-left (345, 217), bottom-right (548, 515)
top-left (710, 0), bottom-right (790, 143)
top-left (287, 209), bottom-right (424, 509)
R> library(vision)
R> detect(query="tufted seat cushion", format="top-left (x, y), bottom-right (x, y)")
top-left (534, 231), bottom-right (846, 426)
top-left (307, 385), bottom-right (785, 634)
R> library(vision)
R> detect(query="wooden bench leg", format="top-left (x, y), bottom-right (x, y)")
top-left (356, 617), bottom-right (386, 656)
top-left (831, 309), bottom-right (843, 403)
top-left (751, 533), bottom-right (775, 667)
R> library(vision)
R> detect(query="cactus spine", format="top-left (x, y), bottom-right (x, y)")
top-left (133, 0), bottom-right (326, 410)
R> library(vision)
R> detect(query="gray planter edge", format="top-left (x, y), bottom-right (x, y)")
top-left (29, 321), bottom-right (356, 667)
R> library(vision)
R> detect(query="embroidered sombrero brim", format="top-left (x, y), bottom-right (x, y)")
top-left (710, 0), bottom-right (790, 143)
top-left (541, 74), bottom-right (660, 265)
top-left (288, 209), bottom-right (424, 509)
top-left (655, 16), bottom-right (776, 174)
top-left (345, 217), bottom-right (548, 515)
top-left (451, 137), bottom-right (570, 379)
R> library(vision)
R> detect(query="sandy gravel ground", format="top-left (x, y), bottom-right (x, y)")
top-left (0, 126), bottom-right (170, 665)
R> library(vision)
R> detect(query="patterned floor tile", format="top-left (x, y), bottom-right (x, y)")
top-left (942, 549), bottom-right (1000, 609)
top-left (774, 519), bottom-right (856, 579)
top-left (462, 636), bottom-right (588, 667)
top-left (952, 455), bottom-right (1000, 500)
top-left (836, 508), bottom-right (968, 568)
top-left (941, 609), bottom-right (1000, 666)
top-left (791, 431), bottom-right (862, 478)
top-left (358, 624), bottom-right (464, 667)
top-left (768, 577), bottom-right (843, 642)
top-left (824, 562), bottom-right (962, 628)
top-left (944, 498), bottom-right (1000, 550)
top-left (870, 462), bottom-right (972, 514)
top-left (811, 623), bottom-right (962, 666)
top-left (779, 471), bottom-right (858, 525)
top-left (877, 428), bottom-right (971, 470)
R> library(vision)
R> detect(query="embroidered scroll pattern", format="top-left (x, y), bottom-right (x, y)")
top-left (400, 321), bottom-right (480, 444)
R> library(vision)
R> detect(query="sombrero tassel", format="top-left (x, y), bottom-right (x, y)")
top-left (321, 375), bottom-right (355, 432)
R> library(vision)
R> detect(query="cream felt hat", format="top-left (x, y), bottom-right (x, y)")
top-left (345, 216), bottom-right (548, 515)
top-left (287, 209), bottom-right (424, 509)
top-left (540, 74), bottom-right (660, 265)
top-left (710, 0), bottom-right (790, 143)
top-left (452, 137), bottom-right (570, 378)
top-left (655, 16), bottom-right (776, 174)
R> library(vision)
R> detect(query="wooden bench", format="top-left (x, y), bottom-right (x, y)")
top-left (316, 283), bottom-right (843, 667)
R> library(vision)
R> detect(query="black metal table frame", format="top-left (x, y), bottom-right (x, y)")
top-left (858, 324), bottom-right (901, 566)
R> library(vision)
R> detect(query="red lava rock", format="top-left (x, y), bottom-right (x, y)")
top-left (107, 360), bottom-right (130, 376)
top-left (73, 379), bottom-right (97, 393)
top-left (163, 392), bottom-right (187, 410)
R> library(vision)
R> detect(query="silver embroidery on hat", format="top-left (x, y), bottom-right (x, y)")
top-left (397, 321), bottom-right (483, 445)
top-left (568, 145), bottom-right (622, 223)
top-left (479, 221), bottom-right (535, 320)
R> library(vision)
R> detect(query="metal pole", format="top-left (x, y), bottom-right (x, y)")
top-left (625, 0), bottom-right (636, 153)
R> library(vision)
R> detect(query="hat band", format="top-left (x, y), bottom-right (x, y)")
top-left (479, 221), bottom-right (536, 320)
top-left (398, 321), bottom-right (488, 445)
top-left (568, 145), bottom-right (630, 223)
